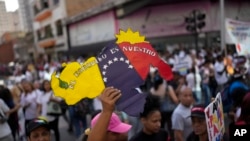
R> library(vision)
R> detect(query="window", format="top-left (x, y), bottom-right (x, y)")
top-left (43, 0), bottom-right (49, 8)
top-left (34, 0), bottom-right (49, 15)
top-left (37, 30), bottom-right (41, 40)
top-left (55, 20), bottom-right (63, 36)
top-left (37, 25), bottom-right (53, 41)
top-left (45, 25), bottom-right (53, 38)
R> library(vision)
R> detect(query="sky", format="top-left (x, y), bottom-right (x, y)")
top-left (3, 0), bottom-right (19, 12)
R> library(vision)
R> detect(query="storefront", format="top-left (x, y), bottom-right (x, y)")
top-left (67, 10), bottom-right (117, 57)
top-left (66, 0), bottom-right (250, 57)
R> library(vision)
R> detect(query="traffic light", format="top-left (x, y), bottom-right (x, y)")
top-left (185, 10), bottom-right (206, 33)
top-left (197, 13), bottom-right (206, 29)
top-left (185, 17), bottom-right (196, 32)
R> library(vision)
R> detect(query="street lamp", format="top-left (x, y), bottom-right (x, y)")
top-left (185, 10), bottom-right (206, 53)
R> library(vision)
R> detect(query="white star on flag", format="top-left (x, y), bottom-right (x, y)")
top-left (125, 60), bottom-right (129, 64)
top-left (103, 77), bottom-right (107, 82)
top-left (128, 65), bottom-right (133, 68)
top-left (102, 71), bottom-right (106, 75)
top-left (113, 57), bottom-right (118, 62)
top-left (120, 57), bottom-right (124, 61)
top-left (103, 65), bottom-right (108, 69)
top-left (108, 60), bottom-right (113, 65)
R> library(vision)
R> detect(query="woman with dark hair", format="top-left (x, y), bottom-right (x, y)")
top-left (37, 80), bottom-right (62, 141)
top-left (150, 75), bottom-right (178, 141)
top-left (0, 88), bottom-right (20, 141)
top-left (129, 94), bottom-right (169, 141)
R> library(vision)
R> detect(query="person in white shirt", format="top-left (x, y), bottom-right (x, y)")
top-left (172, 86), bottom-right (193, 141)
top-left (0, 99), bottom-right (13, 141)
top-left (186, 67), bottom-right (202, 104)
top-left (214, 55), bottom-right (228, 91)
top-left (33, 80), bottom-right (43, 98)
top-left (20, 80), bottom-right (41, 134)
top-left (37, 80), bottom-right (62, 141)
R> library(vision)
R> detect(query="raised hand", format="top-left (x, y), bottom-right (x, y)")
top-left (99, 87), bottom-right (121, 113)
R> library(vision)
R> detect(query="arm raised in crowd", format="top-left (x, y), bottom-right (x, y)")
top-left (87, 87), bottom-right (121, 141)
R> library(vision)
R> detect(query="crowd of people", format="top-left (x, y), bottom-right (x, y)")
top-left (0, 45), bottom-right (250, 141)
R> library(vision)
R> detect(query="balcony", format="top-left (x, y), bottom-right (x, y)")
top-left (35, 9), bottom-right (52, 22)
top-left (37, 25), bottom-right (55, 48)
top-left (34, 1), bottom-right (51, 22)
top-left (38, 38), bottom-right (56, 48)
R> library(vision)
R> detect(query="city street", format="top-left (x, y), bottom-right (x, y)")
top-left (0, 0), bottom-right (250, 141)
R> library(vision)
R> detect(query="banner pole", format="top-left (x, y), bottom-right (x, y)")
top-left (220, 0), bottom-right (227, 55)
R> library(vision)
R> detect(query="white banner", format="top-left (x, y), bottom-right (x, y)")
top-left (205, 93), bottom-right (225, 141)
top-left (225, 18), bottom-right (250, 55)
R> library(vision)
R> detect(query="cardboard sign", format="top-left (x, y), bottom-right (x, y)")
top-left (51, 28), bottom-right (173, 116)
top-left (205, 93), bottom-right (225, 141)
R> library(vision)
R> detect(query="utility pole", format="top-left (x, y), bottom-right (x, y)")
top-left (220, 0), bottom-right (227, 55)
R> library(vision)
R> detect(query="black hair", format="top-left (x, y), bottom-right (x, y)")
top-left (0, 88), bottom-right (13, 102)
top-left (231, 88), bottom-right (249, 107)
top-left (153, 75), bottom-right (163, 91)
top-left (140, 94), bottom-right (161, 118)
top-left (41, 80), bottom-right (51, 92)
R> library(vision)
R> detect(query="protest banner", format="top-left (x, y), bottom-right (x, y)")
top-left (225, 18), bottom-right (250, 55)
top-left (50, 28), bottom-right (173, 116)
top-left (205, 93), bottom-right (225, 141)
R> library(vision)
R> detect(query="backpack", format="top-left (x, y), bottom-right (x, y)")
top-left (73, 98), bottom-right (93, 118)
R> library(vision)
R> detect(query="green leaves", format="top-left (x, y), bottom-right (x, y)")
top-left (59, 78), bottom-right (69, 89)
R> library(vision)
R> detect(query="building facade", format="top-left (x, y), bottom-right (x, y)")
top-left (18, 0), bottom-right (34, 32)
top-left (65, 0), bottom-right (250, 57)
top-left (32, 0), bottom-right (68, 61)
top-left (0, 1), bottom-right (21, 37)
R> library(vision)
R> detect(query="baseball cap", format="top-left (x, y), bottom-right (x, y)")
top-left (91, 112), bottom-right (131, 133)
top-left (26, 118), bottom-right (50, 136)
top-left (190, 104), bottom-right (206, 118)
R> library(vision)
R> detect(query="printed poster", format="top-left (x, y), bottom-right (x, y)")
top-left (225, 18), bottom-right (250, 55)
top-left (205, 93), bottom-right (225, 141)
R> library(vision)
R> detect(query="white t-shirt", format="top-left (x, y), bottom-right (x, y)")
top-left (186, 72), bottom-right (202, 91)
top-left (37, 91), bottom-right (61, 121)
top-left (14, 74), bottom-right (25, 83)
top-left (25, 71), bottom-right (33, 82)
top-left (0, 99), bottom-right (12, 138)
top-left (172, 104), bottom-right (193, 141)
top-left (214, 61), bottom-right (228, 85)
top-left (200, 67), bottom-right (210, 84)
top-left (20, 91), bottom-right (39, 120)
